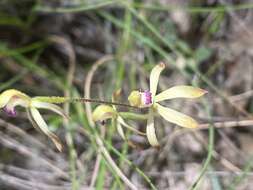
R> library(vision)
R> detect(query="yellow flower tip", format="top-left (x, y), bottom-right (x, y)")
top-left (113, 89), bottom-right (122, 99)
top-left (202, 89), bottom-right (208, 95)
top-left (188, 87), bottom-right (208, 98)
top-left (92, 105), bottom-right (116, 122)
top-left (150, 62), bottom-right (166, 97)
top-left (51, 135), bottom-right (63, 152)
top-left (57, 144), bottom-right (63, 152)
top-left (128, 91), bottom-right (141, 107)
top-left (182, 117), bottom-right (199, 128)
top-left (190, 122), bottom-right (199, 128)
top-left (112, 89), bottom-right (122, 103)
top-left (195, 88), bottom-right (208, 97)
top-left (184, 118), bottom-right (199, 129)
top-left (158, 62), bottom-right (166, 69)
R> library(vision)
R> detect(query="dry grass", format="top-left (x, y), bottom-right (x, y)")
top-left (0, 0), bottom-right (253, 189)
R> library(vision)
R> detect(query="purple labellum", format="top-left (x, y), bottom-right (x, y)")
top-left (3, 106), bottom-right (17, 117)
top-left (141, 90), bottom-right (152, 105)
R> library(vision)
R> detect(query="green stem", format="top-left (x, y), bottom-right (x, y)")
top-left (33, 96), bottom-right (138, 109)
top-left (119, 112), bottom-right (148, 120)
top-left (71, 98), bottom-right (138, 109)
top-left (104, 140), bottom-right (158, 190)
top-left (34, 2), bottom-right (253, 14)
top-left (190, 100), bottom-right (214, 190)
top-left (228, 154), bottom-right (253, 190)
top-left (33, 0), bottom-right (117, 13)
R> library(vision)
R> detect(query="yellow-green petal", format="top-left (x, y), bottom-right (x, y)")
top-left (155, 85), bottom-right (207, 102)
top-left (92, 105), bottom-right (116, 122)
top-left (156, 103), bottom-right (198, 128)
top-left (116, 119), bottom-right (126, 140)
top-left (31, 100), bottom-right (68, 119)
top-left (29, 107), bottom-right (63, 152)
top-left (0, 89), bottom-right (30, 108)
top-left (150, 62), bottom-right (165, 98)
top-left (118, 116), bottom-right (146, 136)
top-left (146, 109), bottom-right (159, 147)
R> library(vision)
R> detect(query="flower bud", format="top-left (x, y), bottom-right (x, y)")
top-left (128, 91), bottom-right (141, 107)
top-left (92, 105), bottom-right (117, 122)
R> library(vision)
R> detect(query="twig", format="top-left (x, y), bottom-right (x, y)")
top-left (148, 170), bottom-right (253, 177)
top-left (163, 118), bottom-right (251, 154)
top-left (50, 35), bottom-right (82, 189)
top-left (0, 172), bottom-right (75, 190)
top-left (84, 55), bottom-right (114, 126)
top-left (198, 120), bottom-right (253, 129)
top-left (162, 119), bottom-right (253, 172)
top-left (0, 131), bottom-right (69, 179)
top-left (219, 0), bottom-right (253, 37)
top-left (0, 164), bottom-right (61, 182)
top-left (0, 118), bottom-right (45, 149)
top-left (228, 90), bottom-right (253, 102)
top-left (83, 55), bottom-right (138, 190)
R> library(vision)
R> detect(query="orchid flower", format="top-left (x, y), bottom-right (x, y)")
top-left (0, 89), bottom-right (67, 151)
top-left (128, 63), bottom-right (207, 147)
top-left (92, 104), bottom-right (145, 140)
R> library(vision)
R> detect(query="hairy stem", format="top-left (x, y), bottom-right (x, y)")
top-left (70, 98), bottom-right (138, 109)
top-left (33, 96), bottom-right (139, 109)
